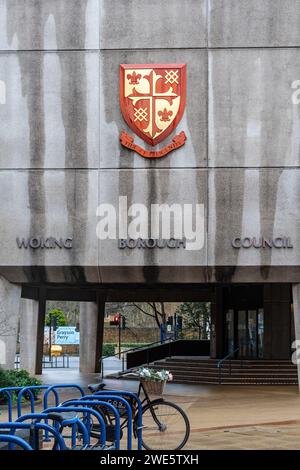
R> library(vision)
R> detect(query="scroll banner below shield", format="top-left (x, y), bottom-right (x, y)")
top-left (120, 130), bottom-right (187, 159)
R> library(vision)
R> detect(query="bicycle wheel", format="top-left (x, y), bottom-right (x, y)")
top-left (141, 400), bottom-right (190, 450)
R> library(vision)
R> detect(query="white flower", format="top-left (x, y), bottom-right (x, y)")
top-left (168, 373), bottom-right (173, 381)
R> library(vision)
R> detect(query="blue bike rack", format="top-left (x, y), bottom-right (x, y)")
top-left (0, 387), bottom-right (24, 422)
top-left (0, 421), bottom-right (68, 450)
top-left (0, 384), bottom-right (143, 451)
top-left (0, 385), bottom-right (52, 422)
top-left (43, 384), bottom-right (85, 410)
top-left (42, 384), bottom-right (85, 441)
top-left (16, 412), bottom-right (90, 449)
top-left (16, 385), bottom-right (51, 418)
top-left (93, 390), bottom-right (143, 450)
top-left (62, 399), bottom-right (121, 450)
top-left (43, 406), bottom-right (107, 449)
top-left (80, 394), bottom-right (134, 450)
top-left (0, 434), bottom-right (33, 450)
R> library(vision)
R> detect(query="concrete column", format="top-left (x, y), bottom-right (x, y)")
top-left (0, 275), bottom-right (21, 369)
top-left (80, 302), bottom-right (99, 373)
top-left (19, 298), bottom-right (39, 374)
top-left (292, 284), bottom-right (300, 388)
top-left (35, 289), bottom-right (47, 375)
top-left (210, 287), bottom-right (224, 359)
top-left (264, 284), bottom-right (291, 359)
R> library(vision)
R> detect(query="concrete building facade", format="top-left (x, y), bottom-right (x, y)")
top-left (0, 1), bottom-right (300, 379)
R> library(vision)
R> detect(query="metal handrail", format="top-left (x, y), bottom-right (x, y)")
top-left (217, 348), bottom-right (240, 369)
top-left (100, 338), bottom-right (175, 379)
top-left (217, 348), bottom-right (241, 384)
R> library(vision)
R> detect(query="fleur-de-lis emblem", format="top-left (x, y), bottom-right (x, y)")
top-left (158, 108), bottom-right (173, 122)
top-left (127, 71), bottom-right (142, 85)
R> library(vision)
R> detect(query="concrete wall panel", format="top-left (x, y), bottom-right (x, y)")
top-left (208, 169), bottom-right (300, 268)
top-left (0, 170), bottom-right (98, 270)
top-left (99, 169), bottom-right (207, 268)
top-left (209, 49), bottom-right (300, 167)
top-left (209, 0), bottom-right (300, 48)
top-left (0, 52), bottom-right (99, 169)
top-left (100, 0), bottom-right (207, 50)
top-left (0, 0), bottom-right (99, 50)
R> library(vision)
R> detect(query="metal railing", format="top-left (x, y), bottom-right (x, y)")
top-left (42, 355), bottom-right (70, 368)
top-left (15, 354), bottom-right (70, 369)
top-left (216, 348), bottom-right (242, 384)
top-left (100, 338), bottom-right (175, 379)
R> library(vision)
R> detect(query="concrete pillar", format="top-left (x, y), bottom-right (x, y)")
top-left (80, 302), bottom-right (100, 373)
top-left (19, 298), bottom-right (39, 374)
top-left (292, 284), bottom-right (300, 388)
top-left (264, 284), bottom-right (291, 359)
top-left (35, 289), bottom-right (47, 375)
top-left (0, 275), bottom-right (21, 369)
top-left (210, 287), bottom-right (224, 359)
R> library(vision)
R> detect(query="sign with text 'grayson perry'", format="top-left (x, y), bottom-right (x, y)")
top-left (55, 327), bottom-right (80, 345)
top-left (120, 64), bottom-right (187, 158)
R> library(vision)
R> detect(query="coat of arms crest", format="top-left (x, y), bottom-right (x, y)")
top-left (119, 64), bottom-right (187, 158)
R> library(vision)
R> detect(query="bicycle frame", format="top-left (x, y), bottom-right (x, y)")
top-left (61, 399), bottom-right (121, 450)
top-left (137, 382), bottom-right (168, 431)
top-left (43, 406), bottom-right (107, 448)
top-left (92, 385), bottom-right (162, 450)
top-left (81, 392), bottom-right (140, 450)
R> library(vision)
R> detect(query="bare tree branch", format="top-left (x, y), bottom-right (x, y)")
top-left (127, 303), bottom-right (156, 319)
top-left (126, 302), bottom-right (166, 329)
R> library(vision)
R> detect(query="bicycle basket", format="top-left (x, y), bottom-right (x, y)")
top-left (140, 379), bottom-right (166, 395)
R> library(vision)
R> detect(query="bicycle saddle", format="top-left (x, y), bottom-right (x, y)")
top-left (88, 383), bottom-right (106, 393)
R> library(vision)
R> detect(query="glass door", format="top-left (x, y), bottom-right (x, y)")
top-left (225, 309), bottom-right (234, 355)
top-left (248, 310), bottom-right (257, 358)
top-left (237, 310), bottom-right (247, 357)
top-left (225, 308), bottom-right (264, 358)
top-left (257, 309), bottom-right (264, 358)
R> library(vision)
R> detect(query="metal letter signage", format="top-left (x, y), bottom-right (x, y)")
top-left (16, 237), bottom-right (73, 249)
top-left (231, 236), bottom-right (293, 249)
top-left (119, 64), bottom-right (187, 158)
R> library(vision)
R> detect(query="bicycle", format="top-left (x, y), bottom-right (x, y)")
top-left (86, 379), bottom-right (190, 450)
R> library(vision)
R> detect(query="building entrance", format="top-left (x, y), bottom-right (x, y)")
top-left (225, 308), bottom-right (264, 359)
top-left (16, 282), bottom-right (293, 374)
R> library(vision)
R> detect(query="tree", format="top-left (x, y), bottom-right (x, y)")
top-left (45, 309), bottom-right (67, 327)
top-left (126, 302), bottom-right (167, 329)
top-left (176, 302), bottom-right (211, 340)
top-left (46, 301), bottom-right (79, 326)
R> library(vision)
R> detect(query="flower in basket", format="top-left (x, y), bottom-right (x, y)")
top-left (138, 367), bottom-right (173, 382)
top-left (139, 367), bottom-right (152, 378)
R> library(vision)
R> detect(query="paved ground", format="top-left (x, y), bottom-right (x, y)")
top-left (3, 368), bottom-right (300, 449)
top-left (40, 371), bottom-right (300, 449)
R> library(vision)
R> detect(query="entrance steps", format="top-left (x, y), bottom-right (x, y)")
top-left (150, 357), bottom-right (298, 385)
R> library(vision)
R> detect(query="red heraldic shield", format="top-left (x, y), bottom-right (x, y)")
top-left (120, 64), bottom-right (187, 149)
